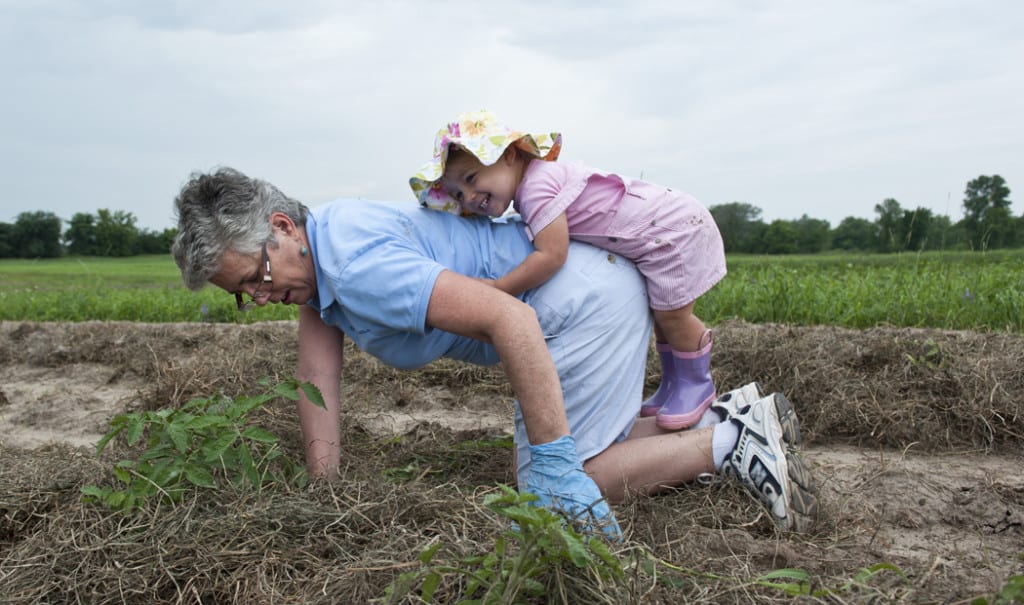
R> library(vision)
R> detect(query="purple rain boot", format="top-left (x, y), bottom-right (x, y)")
top-left (656, 330), bottom-right (716, 430)
top-left (639, 343), bottom-right (677, 417)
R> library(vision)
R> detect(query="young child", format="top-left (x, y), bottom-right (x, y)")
top-left (410, 110), bottom-right (727, 430)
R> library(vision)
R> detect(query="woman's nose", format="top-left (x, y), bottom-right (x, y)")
top-left (250, 286), bottom-right (272, 304)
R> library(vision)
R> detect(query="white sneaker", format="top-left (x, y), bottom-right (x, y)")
top-left (722, 394), bottom-right (817, 531)
top-left (713, 384), bottom-right (801, 445)
top-left (710, 382), bottom-right (764, 419)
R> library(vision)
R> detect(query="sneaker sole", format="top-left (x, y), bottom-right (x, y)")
top-left (771, 393), bottom-right (803, 446)
top-left (781, 445), bottom-right (818, 532)
top-left (772, 395), bottom-right (816, 531)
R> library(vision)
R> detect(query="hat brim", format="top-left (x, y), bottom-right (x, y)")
top-left (410, 131), bottom-right (562, 214)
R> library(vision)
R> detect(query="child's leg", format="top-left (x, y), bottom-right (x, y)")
top-left (651, 303), bottom-right (716, 430)
top-left (638, 323), bottom-right (675, 417)
top-left (653, 302), bottom-right (707, 352)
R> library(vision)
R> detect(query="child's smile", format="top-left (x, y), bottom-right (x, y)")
top-left (441, 148), bottom-right (523, 217)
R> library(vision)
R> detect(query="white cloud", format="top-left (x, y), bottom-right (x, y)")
top-left (1, 0), bottom-right (1021, 232)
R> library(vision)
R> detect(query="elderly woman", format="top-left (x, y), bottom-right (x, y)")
top-left (172, 167), bottom-right (816, 536)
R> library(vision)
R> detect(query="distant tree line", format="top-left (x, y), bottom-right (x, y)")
top-left (0, 209), bottom-right (177, 259)
top-left (710, 175), bottom-right (1019, 254)
top-left (0, 175), bottom-right (1017, 259)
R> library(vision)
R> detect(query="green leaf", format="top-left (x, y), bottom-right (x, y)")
top-left (186, 415), bottom-right (227, 430)
top-left (760, 568), bottom-right (810, 581)
top-left (237, 443), bottom-right (259, 487)
top-left (521, 578), bottom-right (546, 595)
top-left (94, 423), bottom-right (125, 455)
top-left (183, 396), bottom-right (211, 411)
top-left (185, 465), bottom-right (215, 487)
top-left (165, 422), bottom-right (190, 454)
top-left (113, 464), bottom-right (132, 484)
top-left (420, 571), bottom-right (440, 602)
top-left (494, 504), bottom-right (545, 527)
top-left (556, 529), bottom-right (592, 567)
top-left (241, 426), bottom-right (279, 443)
top-left (273, 381), bottom-right (299, 400)
top-left (80, 485), bottom-right (106, 498)
top-left (151, 458), bottom-right (185, 488)
top-left (298, 381), bottom-right (325, 408)
top-left (233, 393), bottom-right (273, 417)
top-left (757, 568), bottom-right (811, 596)
top-left (125, 415), bottom-right (146, 445)
top-left (106, 491), bottom-right (126, 509)
top-left (203, 431), bottom-right (238, 461)
top-left (419, 542), bottom-right (443, 564)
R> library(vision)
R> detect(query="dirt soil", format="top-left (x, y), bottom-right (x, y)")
top-left (1, 319), bottom-right (1022, 604)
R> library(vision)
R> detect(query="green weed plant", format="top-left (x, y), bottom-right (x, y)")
top-left (82, 377), bottom-right (323, 513)
top-left (384, 485), bottom-right (623, 605)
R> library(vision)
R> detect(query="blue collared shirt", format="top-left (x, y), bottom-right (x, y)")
top-left (305, 199), bottom-right (534, 369)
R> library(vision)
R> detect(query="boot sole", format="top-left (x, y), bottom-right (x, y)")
top-left (656, 393), bottom-right (715, 430)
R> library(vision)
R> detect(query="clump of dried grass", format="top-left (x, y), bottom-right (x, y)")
top-left (705, 320), bottom-right (1024, 451)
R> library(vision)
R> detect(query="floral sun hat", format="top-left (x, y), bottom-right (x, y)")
top-left (409, 109), bottom-right (562, 213)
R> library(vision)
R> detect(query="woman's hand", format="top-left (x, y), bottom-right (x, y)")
top-left (527, 434), bottom-right (622, 539)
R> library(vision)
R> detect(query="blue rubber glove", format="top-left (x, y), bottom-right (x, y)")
top-left (525, 434), bottom-right (622, 540)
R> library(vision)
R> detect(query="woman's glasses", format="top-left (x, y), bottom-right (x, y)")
top-left (235, 242), bottom-right (272, 311)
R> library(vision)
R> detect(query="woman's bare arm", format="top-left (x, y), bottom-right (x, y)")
top-left (296, 304), bottom-right (345, 478)
top-left (425, 269), bottom-right (569, 444)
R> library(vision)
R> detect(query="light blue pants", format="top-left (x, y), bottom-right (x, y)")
top-left (514, 241), bottom-right (653, 485)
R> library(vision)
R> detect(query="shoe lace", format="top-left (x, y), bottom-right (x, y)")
top-left (696, 472), bottom-right (721, 486)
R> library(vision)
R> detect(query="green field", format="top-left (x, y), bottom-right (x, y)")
top-left (0, 255), bottom-right (296, 323)
top-left (1, 250), bottom-right (1021, 331)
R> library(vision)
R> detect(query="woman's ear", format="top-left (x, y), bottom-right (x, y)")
top-left (269, 211), bottom-right (297, 236)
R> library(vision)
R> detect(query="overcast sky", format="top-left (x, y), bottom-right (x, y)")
top-left (1, 1), bottom-right (1021, 232)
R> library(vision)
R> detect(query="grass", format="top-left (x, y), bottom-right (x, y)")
top-left (700, 248), bottom-right (1024, 332)
top-left (0, 255), bottom-right (296, 323)
top-left (1, 250), bottom-right (1021, 331)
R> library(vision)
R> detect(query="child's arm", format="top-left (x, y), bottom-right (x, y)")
top-left (492, 213), bottom-right (570, 296)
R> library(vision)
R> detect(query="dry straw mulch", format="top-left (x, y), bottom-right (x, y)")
top-left (1, 320), bottom-right (1022, 604)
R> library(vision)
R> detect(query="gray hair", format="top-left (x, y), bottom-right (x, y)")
top-left (172, 167), bottom-right (309, 290)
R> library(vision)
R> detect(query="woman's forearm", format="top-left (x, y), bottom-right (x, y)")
top-left (297, 304), bottom-right (345, 478)
top-left (425, 270), bottom-right (568, 445)
top-left (489, 301), bottom-right (568, 444)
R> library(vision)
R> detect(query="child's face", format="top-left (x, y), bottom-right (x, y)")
top-left (440, 148), bottom-right (520, 217)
